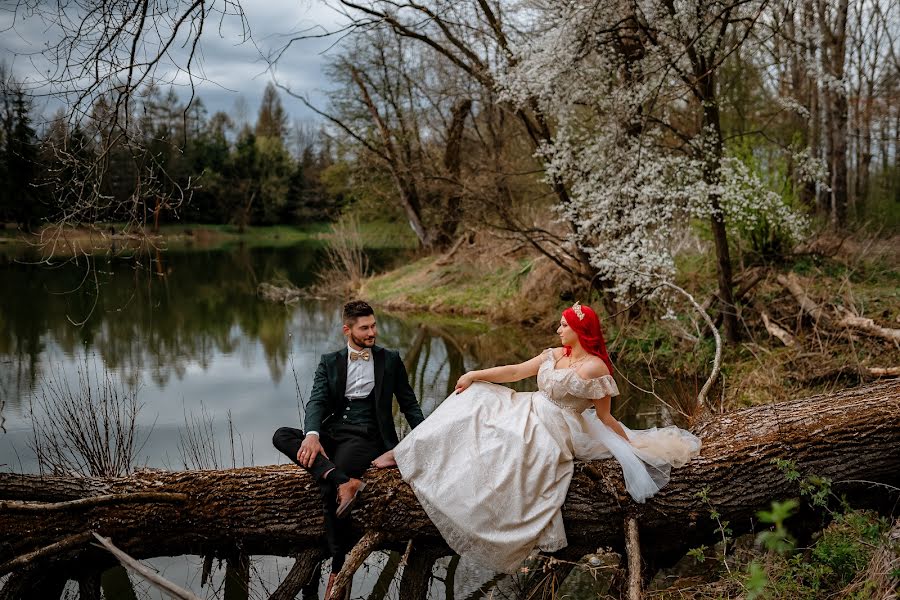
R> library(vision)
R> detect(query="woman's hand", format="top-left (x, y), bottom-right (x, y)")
top-left (454, 372), bottom-right (477, 394)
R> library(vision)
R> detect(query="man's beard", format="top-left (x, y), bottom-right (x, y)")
top-left (351, 333), bottom-right (376, 348)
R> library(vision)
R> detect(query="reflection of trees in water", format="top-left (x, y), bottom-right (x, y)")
top-left (388, 318), bottom-right (550, 434)
top-left (0, 244), bottom-right (326, 406)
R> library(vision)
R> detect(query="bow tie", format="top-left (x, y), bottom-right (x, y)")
top-left (349, 349), bottom-right (370, 361)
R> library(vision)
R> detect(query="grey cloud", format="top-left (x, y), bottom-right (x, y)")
top-left (0, 0), bottom-right (349, 124)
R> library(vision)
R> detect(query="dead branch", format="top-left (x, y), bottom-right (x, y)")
top-left (836, 309), bottom-right (900, 344)
top-left (331, 530), bottom-right (388, 600)
top-left (92, 533), bottom-right (201, 600)
top-left (779, 272), bottom-right (835, 327)
top-left (793, 365), bottom-right (900, 386)
top-left (868, 367), bottom-right (900, 377)
top-left (270, 549), bottom-right (325, 600)
top-left (760, 311), bottom-right (797, 347)
top-left (657, 281), bottom-right (722, 413)
top-left (0, 492), bottom-right (187, 512)
top-left (625, 517), bottom-right (642, 600)
top-left (777, 272), bottom-right (900, 343)
top-left (434, 231), bottom-right (474, 267)
top-left (0, 531), bottom-right (93, 576)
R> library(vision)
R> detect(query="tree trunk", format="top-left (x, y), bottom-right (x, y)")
top-left (0, 381), bottom-right (897, 578)
top-left (820, 0), bottom-right (850, 226)
top-left (437, 98), bottom-right (472, 249)
top-left (699, 74), bottom-right (738, 344)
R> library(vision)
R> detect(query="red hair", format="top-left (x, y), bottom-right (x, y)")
top-left (561, 304), bottom-right (613, 375)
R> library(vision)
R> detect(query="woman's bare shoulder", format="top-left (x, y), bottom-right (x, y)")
top-left (579, 356), bottom-right (610, 379)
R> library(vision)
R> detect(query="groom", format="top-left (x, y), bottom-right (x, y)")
top-left (272, 300), bottom-right (425, 598)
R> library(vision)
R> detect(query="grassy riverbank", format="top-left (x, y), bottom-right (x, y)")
top-left (0, 220), bottom-right (418, 255)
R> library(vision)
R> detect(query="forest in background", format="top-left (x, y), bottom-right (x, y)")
top-left (0, 78), bottom-right (343, 230)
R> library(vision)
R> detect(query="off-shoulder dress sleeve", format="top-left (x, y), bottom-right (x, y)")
top-left (565, 374), bottom-right (619, 399)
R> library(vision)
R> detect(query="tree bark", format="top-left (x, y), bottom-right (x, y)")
top-left (0, 381), bottom-right (897, 577)
top-left (398, 544), bottom-right (443, 600)
top-left (819, 0), bottom-right (851, 226)
top-left (699, 74), bottom-right (739, 344)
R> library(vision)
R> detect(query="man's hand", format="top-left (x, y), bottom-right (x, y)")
top-left (371, 450), bottom-right (396, 469)
top-left (297, 434), bottom-right (328, 468)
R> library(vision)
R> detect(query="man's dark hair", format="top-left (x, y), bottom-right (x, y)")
top-left (343, 300), bottom-right (375, 325)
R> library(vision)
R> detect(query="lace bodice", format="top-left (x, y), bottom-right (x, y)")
top-left (536, 349), bottom-right (619, 413)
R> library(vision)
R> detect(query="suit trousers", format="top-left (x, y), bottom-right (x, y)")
top-left (272, 424), bottom-right (382, 572)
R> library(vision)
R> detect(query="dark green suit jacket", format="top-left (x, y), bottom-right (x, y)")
top-left (304, 345), bottom-right (425, 451)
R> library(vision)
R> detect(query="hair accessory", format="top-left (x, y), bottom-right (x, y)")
top-left (571, 301), bottom-right (585, 321)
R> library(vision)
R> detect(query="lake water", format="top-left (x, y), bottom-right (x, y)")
top-left (0, 240), bottom-right (687, 599)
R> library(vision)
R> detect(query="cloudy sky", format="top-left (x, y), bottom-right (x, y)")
top-left (0, 1), bottom-right (346, 126)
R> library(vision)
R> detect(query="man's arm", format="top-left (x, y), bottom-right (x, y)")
top-left (393, 353), bottom-right (424, 429)
top-left (303, 355), bottom-right (331, 434)
top-left (297, 355), bottom-right (332, 468)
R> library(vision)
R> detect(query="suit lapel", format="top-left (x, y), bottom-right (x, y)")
top-left (373, 345), bottom-right (385, 406)
top-left (336, 346), bottom-right (348, 402)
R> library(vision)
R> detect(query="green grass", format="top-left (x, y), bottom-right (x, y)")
top-left (349, 220), bottom-right (419, 249)
top-left (750, 510), bottom-right (892, 600)
top-left (363, 256), bottom-right (529, 314)
top-left (159, 223), bottom-right (328, 248)
top-left (0, 219), bottom-right (419, 253)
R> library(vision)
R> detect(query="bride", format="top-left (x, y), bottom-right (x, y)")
top-left (373, 302), bottom-right (701, 574)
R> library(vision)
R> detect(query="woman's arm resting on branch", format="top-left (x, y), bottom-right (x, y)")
top-left (455, 352), bottom-right (546, 392)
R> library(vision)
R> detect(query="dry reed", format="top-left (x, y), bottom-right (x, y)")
top-left (179, 405), bottom-right (252, 470)
top-left (29, 361), bottom-right (145, 477)
top-left (322, 214), bottom-right (369, 292)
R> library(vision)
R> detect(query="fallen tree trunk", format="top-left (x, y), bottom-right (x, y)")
top-left (1, 381), bottom-right (898, 578)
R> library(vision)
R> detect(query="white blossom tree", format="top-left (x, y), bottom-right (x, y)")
top-left (499, 0), bottom-right (813, 342)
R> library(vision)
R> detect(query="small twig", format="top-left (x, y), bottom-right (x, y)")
top-left (833, 480), bottom-right (900, 492)
top-left (0, 492), bottom-right (188, 512)
top-left (400, 539), bottom-right (414, 566)
top-left (92, 533), bottom-right (201, 600)
top-left (0, 531), bottom-right (93, 575)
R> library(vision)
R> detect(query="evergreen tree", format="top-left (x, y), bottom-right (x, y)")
top-left (5, 88), bottom-right (40, 229)
top-left (0, 78), bottom-right (10, 224)
top-left (255, 82), bottom-right (287, 141)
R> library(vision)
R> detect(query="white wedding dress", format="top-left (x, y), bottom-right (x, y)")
top-left (393, 348), bottom-right (702, 573)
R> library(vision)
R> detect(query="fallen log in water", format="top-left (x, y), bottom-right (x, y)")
top-left (0, 380), bottom-right (898, 588)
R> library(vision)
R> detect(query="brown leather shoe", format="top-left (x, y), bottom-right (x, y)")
top-left (335, 478), bottom-right (367, 519)
top-left (324, 572), bottom-right (351, 600)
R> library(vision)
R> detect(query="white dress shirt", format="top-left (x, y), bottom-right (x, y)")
top-left (306, 344), bottom-right (376, 438)
top-left (345, 343), bottom-right (376, 399)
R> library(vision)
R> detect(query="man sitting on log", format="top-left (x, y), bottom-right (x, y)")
top-left (273, 300), bottom-right (425, 600)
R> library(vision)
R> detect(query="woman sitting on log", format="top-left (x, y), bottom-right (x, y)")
top-left (376, 302), bottom-right (702, 573)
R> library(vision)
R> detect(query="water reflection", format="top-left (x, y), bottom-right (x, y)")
top-left (0, 242), bottom-right (687, 599)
